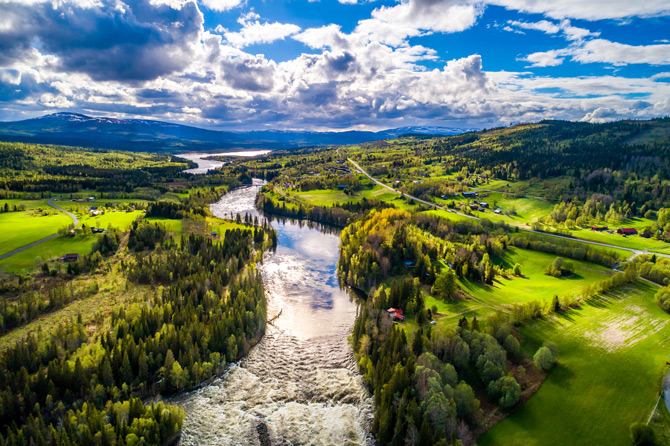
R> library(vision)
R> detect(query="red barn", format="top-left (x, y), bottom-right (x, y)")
top-left (617, 228), bottom-right (637, 236)
top-left (387, 308), bottom-right (405, 322)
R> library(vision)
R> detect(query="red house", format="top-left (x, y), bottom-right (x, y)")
top-left (591, 225), bottom-right (608, 231)
top-left (617, 228), bottom-right (638, 236)
top-left (387, 308), bottom-right (405, 322)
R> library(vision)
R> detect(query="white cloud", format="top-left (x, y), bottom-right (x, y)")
top-left (2, 0), bottom-right (670, 131)
top-left (490, 0), bottom-right (670, 20)
top-left (524, 39), bottom-right (670, 67)
top-left (200, 0), bottom-right (243, 12)
top-left (355, 0), bottom-right (483, 46)
top-left (573, 39), bottom-right (670, 65)
top-left (224, 14), bottom-right (301, 48)
top-left (507, 19), bottom-right (560, 34)
top-left (505, 19), bottom-right (598, 41)
top-left (580, 107), bottom-right (619, 123)
top-left (523, 50), bottom-right (564, 67)
top-left (293, 24), bottom-right (351, 50)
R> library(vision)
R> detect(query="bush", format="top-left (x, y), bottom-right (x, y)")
top-left (487, 376), bottom-right (521, 409)
top-left (629, 422), bottom-right (654, 445)
top-left (432, 269), bottom-right (457, 299)
top-left (545, 257), bottom-right (575, 277)
top-left (533, 346), bottom-right (556, 371)
top-left (655, 285), bottom-right (670, 313)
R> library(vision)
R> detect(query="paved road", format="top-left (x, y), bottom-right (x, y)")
top-left (48, 198), bottom-right (79, 227)
top-left (348, 158), bottom-right (670, 260)
top-left (0, 198), bottom-right (79, 261)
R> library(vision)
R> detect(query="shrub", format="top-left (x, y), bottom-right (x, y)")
top-left (629, 422), bottom-right (654, 445)
top-left (655, 285), bottom-right (670, 313)
top-left (487, 376), bottom-right (521, 409)
top-left (533, 346), bottom-right (556, 371)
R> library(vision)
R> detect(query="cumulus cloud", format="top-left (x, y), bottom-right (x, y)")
top-left (224, 12), bottom-right (301, 48)
top-left (200, 0), bottom-right (243, 12)
top-left (490, 0), bottom-right (670, 20)
top-left (505, 19), bottom-right (598, 41)
top-left (571, 39), bottom-right (670, 66)
top-left (0, 0), bottom-right (203, 82)
top-left (0, 0), bottom-right (669, 130)
top-left (524, 39), bottom-right (670, 67)
top-left (580, 107), bottom-right (620, 123)
top-left (356, 0), bottom-right (484, 46)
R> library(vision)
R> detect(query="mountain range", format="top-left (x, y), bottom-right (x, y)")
top-left (0, 113), bottom-right (476, 152)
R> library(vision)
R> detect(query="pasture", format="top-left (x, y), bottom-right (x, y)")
top-left (79, 210), bottom-right (144, 230)
top-left (459, 247), bottom-right (614, 307)
top-left (0, 211), bottom-right (71, 256)
top-left (0, 234), bottom-right (97, 273)
top-left (478, 281), bottom-right (670, 446)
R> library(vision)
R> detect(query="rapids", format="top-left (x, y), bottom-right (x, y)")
top-left (174, 180), bottom-right (373, 446)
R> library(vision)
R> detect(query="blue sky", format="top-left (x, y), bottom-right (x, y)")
top-left (0, 0), bottom-right (669, 130)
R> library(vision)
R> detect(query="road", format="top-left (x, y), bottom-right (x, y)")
top-left (347, 158), bottom-right (669, 260)
top-left (0, 198), bottom-right (79, 261)
top-left (48, 197), bottom-right (79, 227)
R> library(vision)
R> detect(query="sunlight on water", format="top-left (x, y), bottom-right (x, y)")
top-left (174, 181), bottom-right (373, 446)
top-left (180, 150), bottom-right (272, 174)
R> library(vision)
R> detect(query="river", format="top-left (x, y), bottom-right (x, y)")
top-left (174, 180), bottom-right (374, 445)
top-left (179, 150), bottom-right (272, 174)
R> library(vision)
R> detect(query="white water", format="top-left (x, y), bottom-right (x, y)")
top-left (174, 181), bottom-right (373, 446)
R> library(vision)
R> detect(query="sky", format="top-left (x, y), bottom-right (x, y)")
top-left (0, 0), bottom-right (669, 131)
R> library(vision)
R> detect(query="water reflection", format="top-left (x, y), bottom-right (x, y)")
top-left (179, 150), bottom-right (271, 174)
top-left (175, 180), bottom-right (373, 446)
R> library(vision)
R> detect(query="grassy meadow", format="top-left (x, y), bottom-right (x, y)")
top-left (478, 281), bottom-right (670, 446)
top-left (0, 211), bottom-right (71, 256)
top-left (0, 235), bottom-right (97, 273)
top-left (460, 247), bottom-right (615, 307)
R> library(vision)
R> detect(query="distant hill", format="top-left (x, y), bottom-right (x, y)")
top-left (0, 113), bottom-right (476, 152)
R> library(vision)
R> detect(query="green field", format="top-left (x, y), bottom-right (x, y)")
top-left (0, 211), bottom-right (72, 256)
top-left (0, 234), bottom-right (97, 273)
top-left (206, 217), bottom-right (249, 234)
top-left (294, 182), bottom-right (407, 208)
top-left (479, 281), bottom-right (670, 446)
top-left (144, 217), bottom-right (183, 233)
top-left (57, 198), bottom-right (147, 213)
top-left (565, 226), bottom-right (669, 252)
top-left (436, 192), bottom-right (555, 227)
top-left (0, 198), bottom-right (50, 210)
top-left (79, 210), bottom-right (144, 230)
top-left (459, 247), bottom-right (614, 307)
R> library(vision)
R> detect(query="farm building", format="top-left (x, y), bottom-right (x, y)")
top-left (462, 191), bottom-right (478, 198)
top-left (617, 228), bottom-right (638, 236)
top-left (591, 226), bottom-right (608, 231)
top-left (63, 253), bottom-right (79, 262)
top-left (387, 308), bottom-right (405, 322)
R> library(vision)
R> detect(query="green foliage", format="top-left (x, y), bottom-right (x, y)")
top-left (629, 422), bottom-right (655, 445)
top-left (533, 346), bottom-right (556, 371)
top-left (654, 285), bottom-right (670, 313)
top-left (510, 234), bottom-right (619, 268)
top-left (545, 257), bottom-right (575, 277)
top-left (487, 376), bottom-right (521, 410)
top-left (0, 141), bottom-right (189, 193)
